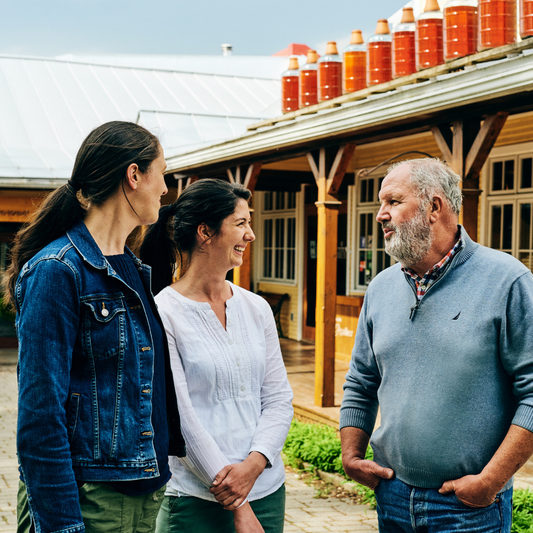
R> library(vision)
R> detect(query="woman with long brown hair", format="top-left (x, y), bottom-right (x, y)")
top-left (5, 121), bottom-right (185, 533)
top-left (140, 179), bottom-right (293, 533)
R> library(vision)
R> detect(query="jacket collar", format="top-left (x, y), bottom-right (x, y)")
top-left (454, 224), bottom-right (479, 268)
top-left (66, 220), bottom-right (143, 271)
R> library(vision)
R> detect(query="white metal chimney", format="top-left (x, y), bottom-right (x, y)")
top-left (221, 44), bottom-right (233, 56)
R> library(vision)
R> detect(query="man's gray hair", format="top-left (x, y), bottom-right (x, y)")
top-left (388, 158), bottom-right (463, 215)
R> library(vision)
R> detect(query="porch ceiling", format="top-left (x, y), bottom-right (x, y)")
top-left (165, 50), bottom-right (533, 176)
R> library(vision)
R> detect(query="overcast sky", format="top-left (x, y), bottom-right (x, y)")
top-left (0, 0), bottom-right (406, 58)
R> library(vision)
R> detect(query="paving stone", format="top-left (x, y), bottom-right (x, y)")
top-left (0, 352), bottom-right (380, 533)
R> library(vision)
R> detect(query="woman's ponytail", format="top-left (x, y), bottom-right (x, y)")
top-left (3, 184), bottom-right (85, 307)
top-left (3, 121), bottom-right (161, 309)
top-left (139, 204), bottom-right (179, 296)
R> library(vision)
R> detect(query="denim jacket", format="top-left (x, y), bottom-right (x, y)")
top-left (15, 221), bottom-right (186, 533)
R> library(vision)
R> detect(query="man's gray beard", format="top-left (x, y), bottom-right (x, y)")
top-left (383, 209), bottom-right (433, 268)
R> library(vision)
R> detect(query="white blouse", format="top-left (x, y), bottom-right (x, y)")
top-left (155, 282), bottom-right (294, 502)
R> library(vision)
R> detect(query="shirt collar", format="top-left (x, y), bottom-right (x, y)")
top-left (401, 236), bottom-right (464, 283)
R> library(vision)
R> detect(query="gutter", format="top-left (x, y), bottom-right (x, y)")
top-left (165, 51), bottom-right (533, 174)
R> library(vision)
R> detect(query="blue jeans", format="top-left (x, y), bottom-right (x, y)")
top-left (374, 477), bottom-right (512, 532)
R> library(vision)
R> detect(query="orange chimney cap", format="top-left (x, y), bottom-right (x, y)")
top-left (306, 50), bottom-right (319, 63)
top-left (375, 19), bottom-right (391, 35)
top-left (400, 7), bottom-right (415, 23)
top-left (424, 0), bottom-right (441, 12)
top-left (350, 30), bottom-right (364, 45)
top-left (325, 41), bottom-right (339, 55)
top-left (288, 57), bottom-right (300, 70)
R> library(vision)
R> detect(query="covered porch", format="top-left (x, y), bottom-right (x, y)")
top-left (166, 40), bottom-right (533, 409)
top-left (281, 338), bottom-right (348, 429)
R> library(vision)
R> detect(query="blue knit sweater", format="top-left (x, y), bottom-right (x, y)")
top-left (340, 226), bottom-right (533, 490)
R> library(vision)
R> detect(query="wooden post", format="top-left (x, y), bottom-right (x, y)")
top-left (233, 163), bottom-right (262, 291)
top-left (431, 112), bottom-right (507, 240)
top-left (308, 144), bottom-right (355, 407)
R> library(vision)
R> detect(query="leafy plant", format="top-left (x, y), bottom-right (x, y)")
top-left (284, 420), bottom-right (533, 526)
top-left (283, 420), bottom-right (376, 507)
top-left (512, 488), bottom-right (533, 532)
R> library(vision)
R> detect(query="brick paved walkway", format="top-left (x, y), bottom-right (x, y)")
top-left (285, 472), bottom-right (378, 532)
top-left (0, 352), bottom-right (378, 533)
top-left (5, 344), bottom-right (532, 533)
top-left (0, 354), bottom-right (18, 533)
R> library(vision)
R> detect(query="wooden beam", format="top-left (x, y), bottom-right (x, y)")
top-left (327, 143), bottom-right (356, 196)
top-left (327, 146), bottom-right (345, 184)
top-left (452, 120), bottom-right (464, 175)
top-left (186, 175), bottom-right (198, 188)
top-left (315, 176), bottom-right (341, 407)
top-left (431, 125), bottom-right (453, 163)
top-left (235, 166), bottom-right (241, 185)
top-left (432, 114), bottom-right (506, 241)
top-left (243, 163), bottom-right (262, 192)
top-left (233, 164), bottom-right (262, 291)
top-left (465, 112), bottom-right (508, 179)
top-left (306, 143), bottom-right (355, 406)
top-left (319, 148), bottom-right (326, 181)
top-left (306, 152), bottom-right (320, 183)
top-left (227, 169), bottom-right (235, 183)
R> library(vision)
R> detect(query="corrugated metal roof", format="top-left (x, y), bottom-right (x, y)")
top-left (0, 54), bottom-right (281, 187)
top-left (137, 109), bottom-right (264, 158)
top-left (55, 53), bottom-right (301, 80)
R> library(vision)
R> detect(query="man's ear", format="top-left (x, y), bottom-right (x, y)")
top-left (429, 195), bottom-right (444, 223)
top-left (125, 163), bottom-right (139, 191)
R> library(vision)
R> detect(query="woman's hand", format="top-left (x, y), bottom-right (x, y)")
top-left (233, 502), bottom-right (265, 533)
top-left (209, 452), bottom-right (268, 510)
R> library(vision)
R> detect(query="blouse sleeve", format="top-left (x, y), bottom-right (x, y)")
top-left (160, 308), bottom-right (231, 488)
top-left (248, 299), bottom-right (294, 466)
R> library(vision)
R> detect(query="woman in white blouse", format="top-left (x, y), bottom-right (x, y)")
top-left (139, 179), bottom-right (294, 533)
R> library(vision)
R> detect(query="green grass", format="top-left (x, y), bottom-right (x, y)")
top-left (512, 488), bottom-right (533, 532)
top-left (283, 419), bottom-right (376, 507)
top-left (283, 419), bottom-right (533, 524)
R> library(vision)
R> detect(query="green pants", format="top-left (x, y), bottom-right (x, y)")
top-left (17, 480), bottom-right (166, 533)
top-left (155, 484), bottom-right (286, 533)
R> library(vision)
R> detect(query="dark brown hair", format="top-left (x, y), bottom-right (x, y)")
top-left (139, 178), bottom-right (251, 295)
top-left (4, 121), bottom-right (160, 306)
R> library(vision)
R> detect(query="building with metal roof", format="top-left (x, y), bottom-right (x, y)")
top-left (161, 39), bottom-right (533, 408)
top-left (0, 53), bottom-right (282, 190)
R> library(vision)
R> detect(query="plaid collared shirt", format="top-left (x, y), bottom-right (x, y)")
top-left (402, 237), bottom-right (464, 301)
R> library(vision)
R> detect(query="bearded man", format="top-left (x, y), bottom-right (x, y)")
top-left (340, 158), bottom-right (533, 532)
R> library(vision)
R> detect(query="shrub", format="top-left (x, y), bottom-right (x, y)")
top-left (283, 419), bottom-right (376, 506)
top-left (512, 488), bottom-right (533, 532)
top-left (282, 419), bottom-right (533, 525)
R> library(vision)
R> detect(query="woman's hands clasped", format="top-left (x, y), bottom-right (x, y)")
top-left (210, 451), bottom-right (268, 510)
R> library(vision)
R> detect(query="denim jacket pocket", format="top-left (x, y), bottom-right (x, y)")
top-left (82, 295), bottom-right (126, 358)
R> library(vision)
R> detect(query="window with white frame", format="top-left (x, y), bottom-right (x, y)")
top-left (260, 192), bottom-right (297, 282)
top-left (352, 174), bottom-right (394, 291)
top-left (486, 152), bottom-right (533, 271)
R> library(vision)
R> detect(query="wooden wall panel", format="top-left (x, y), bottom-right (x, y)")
top-left (494, 112), bottom-right (533, 147)
top-left (335, 296), bottom-right (364, 362)
top-left (256, 281), bottom-right (299, 340)
top-left (0, 194), bottom-right (45, 222)
top-left (352, 133), bottom-right (442, 171)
